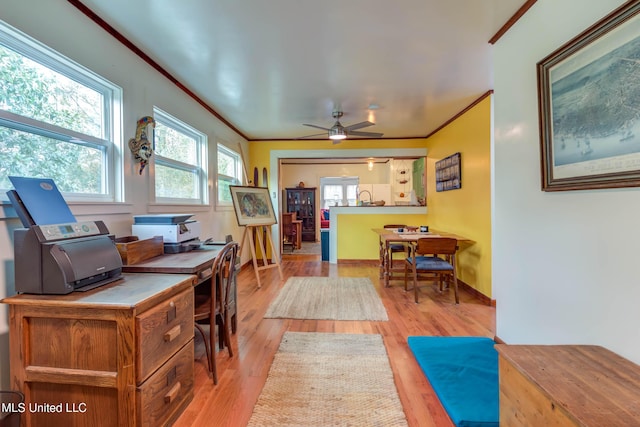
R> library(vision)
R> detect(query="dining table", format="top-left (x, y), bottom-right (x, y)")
top-left (372, 228), bottom-right (472, 287)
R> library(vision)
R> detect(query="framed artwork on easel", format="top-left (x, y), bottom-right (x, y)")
top-left (230, 186), bottom-right (277, 226)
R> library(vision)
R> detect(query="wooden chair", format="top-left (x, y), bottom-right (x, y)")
top-left (194, 241), bottom-right (239, 384)
top-left (224, 234), bottom-right (239, 335)
top-left (384, 224), bottom-right (407, 280)
top-left (404, 237), bottom-right (459, 304)
top-left (282, 212), bottom-right (297, 252)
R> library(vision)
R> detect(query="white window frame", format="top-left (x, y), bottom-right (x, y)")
top-left (216, 142), bottom-right (243, 208)
top-left (152, 107), bottom-right (208, 205)
top-left (320, 176), bottom-right (359, 208)
top-left (0, 21), bottom-right (123, 203)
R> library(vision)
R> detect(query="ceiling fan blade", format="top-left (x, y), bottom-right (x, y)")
top-left (303, 123), bottom-right (331, 131)
top-left (348, 130), bottom-right (384, 138)
top-left (344, 121), bottom-right (374, 131)
top-left (296, 132), bottom-right (327, 139)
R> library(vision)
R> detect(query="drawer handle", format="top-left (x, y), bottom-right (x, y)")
top-left (164, 325), bottom-right (181, 342)
top-left (167, 301), bottom-right (176, 323)
top-left (199, 268), bottom-right (212, 279)
top-left (164, 382), bottom-right (181, 404)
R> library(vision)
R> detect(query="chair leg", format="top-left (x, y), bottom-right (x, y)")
top-left (231, 313), bottom-right (237, 334)
top-left (404, 262), bottom-right (409, 291)
top-left (223, 313), bottom-right (233, 357)
top-left (217, 314), bottom-right (233, 357)
top-left (413, 264), bottom-right (420, 304)
top-left (217, 315), bottom-right (224, 351)
top-left (452, 269), bottom-right (459, 304)
top-left (194, 323), bottom-right (217, 384)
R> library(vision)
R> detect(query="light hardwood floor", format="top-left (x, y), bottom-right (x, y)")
top-left (174, 254), bottom-right (496, 427)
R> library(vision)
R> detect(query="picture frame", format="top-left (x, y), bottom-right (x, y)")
top-left (435, 152), bottom-right (461, 192)
top-left (230, 186), bottom-right (277, 226)
top-left (538, 2), bottom-right (640, 191)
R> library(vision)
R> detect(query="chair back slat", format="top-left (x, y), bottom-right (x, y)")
top-left (214, 241), bottom-right (239, 311)
top-left (414, 237), bottom-right (457, 256)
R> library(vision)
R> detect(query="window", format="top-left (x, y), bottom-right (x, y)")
top-left (217, 143), bottom-right (243, 206)
top-left (153, 108), bottom-right (208, 204)
top-left (320, 177), bottom-right (359, 208)
top-left (0, 21), bottom-right (122, 201)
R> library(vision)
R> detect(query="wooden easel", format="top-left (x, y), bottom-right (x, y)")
top-left (239, 223), bottom-right (283, 288)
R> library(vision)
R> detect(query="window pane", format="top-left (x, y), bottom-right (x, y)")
top-left (218, 150), bottom-right (236, 176)
top-left (217, 144), bottom-right (241, 205)
top-left (346, 184), bottom-right (358, 206)
top-left (0, 45), bottom-right (104, 139)
top-left (218, 175), bottom-right (236, 203)
top-left (0, 127), bottom-right (103, 193)
top-left (155, 164), bottom-right (198, 199)
top-left (154, 124), bottom-right (198, 165)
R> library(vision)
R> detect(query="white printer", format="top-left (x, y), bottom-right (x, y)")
top-left (132, 214), bottom-right (202, 253)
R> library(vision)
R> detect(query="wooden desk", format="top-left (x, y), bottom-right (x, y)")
top-left (496, 345), bottom-right (640, 426)
top-left (122, 245), bottom-right (222, 284)
top-left (1, 273), bottom-right (197, 427)
top-left (372, 228), bottom-right (472, 287)
top-left (122, 245), bottom-right (238, 332)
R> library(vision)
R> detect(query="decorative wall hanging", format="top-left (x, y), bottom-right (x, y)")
top-left (538, 2), bottom-right (640, 191)
top-left (128, 116), bottom-right (156, 175)
top-left (435, 152), bottom-right (461, 192)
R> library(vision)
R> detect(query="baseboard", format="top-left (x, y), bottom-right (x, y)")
top-left (337, 259), bottom-right (380, 266)
top-left (457, 278), bottom-right (495, 307)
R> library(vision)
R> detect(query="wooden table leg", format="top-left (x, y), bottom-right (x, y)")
top-left (379, 237), bottom-right (385, 279)
top-left (384, 240), bottom-right (390, 287)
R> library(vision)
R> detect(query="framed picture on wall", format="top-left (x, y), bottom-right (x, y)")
top-left (435, 152), bottom-right (461, 192)
top-left (230, 186), bottom-right (277, 226)
top-left (538, 2), bottom-right (640, 191)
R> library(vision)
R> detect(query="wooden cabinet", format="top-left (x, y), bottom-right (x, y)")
top-left (496, 344), bottom-right (640, 426)
top-left (285, 187), bottom-right (316, 241)
top-left (2, 273), bottom-right (196, 427)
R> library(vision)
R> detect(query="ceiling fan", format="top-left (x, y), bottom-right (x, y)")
top-left (298, 111), bottom-right (383, 143)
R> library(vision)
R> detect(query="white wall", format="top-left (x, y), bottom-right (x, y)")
top-left (493, 0), bottom-right (640, 363)
top-left (0, 0), bottom-right (248, 389)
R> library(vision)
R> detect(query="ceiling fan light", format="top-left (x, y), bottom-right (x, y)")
top-left (328, 128), bottom-right (346, 140)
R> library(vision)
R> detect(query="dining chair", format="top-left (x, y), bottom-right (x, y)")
top-left (384, 224), bottom-right (408, 280)
top-left (194, 241), bottom-right (239, 384)
top-left (404, 237), bottom-right (459, 304)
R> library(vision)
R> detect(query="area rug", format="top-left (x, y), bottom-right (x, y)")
top-left (248, 332), bottom-right (408, 427)
top-left (264, 276), bottom-right (388, 321)
top-left (407, 336), bottom-right (499, 427)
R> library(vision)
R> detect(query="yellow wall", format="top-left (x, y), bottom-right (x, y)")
top-left (425, 95), bottom-right (492, 297)
top-left (337, 213), bottom-right (428, 259)
top-left (248, 99), bottom-right (492, 298)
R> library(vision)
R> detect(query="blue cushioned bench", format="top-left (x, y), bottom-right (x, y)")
top-left (408, 336), bottom-right (499, 427)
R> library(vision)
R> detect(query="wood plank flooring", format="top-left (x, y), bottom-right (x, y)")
top-left (173, 254), bottom-right (496, 427)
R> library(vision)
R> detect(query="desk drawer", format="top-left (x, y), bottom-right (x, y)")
top-left (136, 288), bottom-right (193, 382)
top-left (138, 340), bottom-right (194, 427)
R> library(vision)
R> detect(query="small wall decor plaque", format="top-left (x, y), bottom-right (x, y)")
top-left (435, 152), bottom-right (461, 192)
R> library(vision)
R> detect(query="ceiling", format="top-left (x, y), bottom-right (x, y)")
top-left (75, 0), bottom-right (527, 141)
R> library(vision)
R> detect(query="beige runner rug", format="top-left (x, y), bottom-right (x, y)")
top-left (247, 332), bottom-right (408, 427)
top-left (264, 276), bottom-right (388, 321)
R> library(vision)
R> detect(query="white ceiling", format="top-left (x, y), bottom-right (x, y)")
top-left (77, 0), bottom-right (526, 141)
